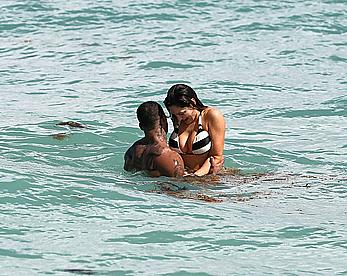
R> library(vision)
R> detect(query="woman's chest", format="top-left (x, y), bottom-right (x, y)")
top-left (178, 128), bottom-right (197, 153)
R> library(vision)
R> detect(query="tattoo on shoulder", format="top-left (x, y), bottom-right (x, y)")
top-left (173, 159), bottom-right (184, 177)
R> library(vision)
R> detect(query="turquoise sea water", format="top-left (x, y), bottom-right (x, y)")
top-left (1, 0), bottom-right (346, 275)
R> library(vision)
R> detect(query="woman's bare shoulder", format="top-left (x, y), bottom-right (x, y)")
top-left (204, 107), bottom-right (225, 123)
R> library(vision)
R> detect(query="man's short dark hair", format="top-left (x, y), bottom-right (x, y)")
top-left (137, 101), bottom-right (166, 130)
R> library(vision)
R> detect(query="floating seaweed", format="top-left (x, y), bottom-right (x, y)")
top-left (60, 268), bottom-right (95, 275)
top-left (56, 121), bottom-right (86, 128)
top-left (51, 132), bottom-right (69, 140)
top-left (148, 182), bottom-right (223, 203)
top-left (52, 121), bottom-right (85, 140)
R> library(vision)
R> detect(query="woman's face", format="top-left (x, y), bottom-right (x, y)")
top-left (169, 105), bottom-right (198, 125)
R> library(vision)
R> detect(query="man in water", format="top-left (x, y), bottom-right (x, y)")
top-left (124, 101), bottom-right (185, 177)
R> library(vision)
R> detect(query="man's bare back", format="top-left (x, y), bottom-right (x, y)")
top-left (124, 101), bottom-right (185, 177)
top-left (124, 139), bottom-right (184, 177)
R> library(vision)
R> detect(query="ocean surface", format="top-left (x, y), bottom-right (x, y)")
top-left (1, 0), bottom-right (346, 275)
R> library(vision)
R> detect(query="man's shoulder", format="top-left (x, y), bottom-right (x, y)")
top-left (125, 139), bottom-right (146, 155)
top-left (124, 139), bottom-right (147, 171)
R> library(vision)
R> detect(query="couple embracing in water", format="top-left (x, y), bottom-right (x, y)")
top-left (124, 84), bottom-right (226, 177)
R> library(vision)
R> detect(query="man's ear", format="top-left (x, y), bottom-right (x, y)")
top-left (161, 116), bottom-right (168, 133)
top-left (191, 98), bottom-right (196, 106)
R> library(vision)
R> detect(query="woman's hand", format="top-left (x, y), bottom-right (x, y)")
top-left (209, 156), bottom-right (224, 174)
top-left (183, 171), bottom-right (194, 177)
top-left (187, 156), bottom-right (224, 176)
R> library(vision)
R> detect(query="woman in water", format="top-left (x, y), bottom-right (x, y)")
top-left (164, 84), bottom-right (226, 176)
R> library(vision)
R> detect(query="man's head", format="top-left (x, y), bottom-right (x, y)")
top-left (137, 101), bottom-right (168, 132)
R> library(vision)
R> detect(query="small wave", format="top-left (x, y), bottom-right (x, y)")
top-left (266, 108), bottom-right (346, 118)
top-left (139, 61), bottom-right (201, 69)
top-left (231, 22), bottom-right (280, 32)
top-left (329, 55), bottom-right (347, 62)
top-left (0, 248), bottom-right (42, 259)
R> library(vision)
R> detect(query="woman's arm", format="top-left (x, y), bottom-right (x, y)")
top-left (193, 108), bottom-right (226, 176)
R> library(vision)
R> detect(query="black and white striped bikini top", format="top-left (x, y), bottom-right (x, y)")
top-left (168, 112), bottom-right (212, 155)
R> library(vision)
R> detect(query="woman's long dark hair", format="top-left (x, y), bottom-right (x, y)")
top-left (163, 84), bottom-right (207, 111)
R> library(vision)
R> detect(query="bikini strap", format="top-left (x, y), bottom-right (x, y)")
top-left (198, 112), bottom-right (203, 129)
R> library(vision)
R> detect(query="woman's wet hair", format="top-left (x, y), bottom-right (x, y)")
top-left (164, 84), bottom-right (206, 111)
top-left (137, 101), bottom-right (166, 130)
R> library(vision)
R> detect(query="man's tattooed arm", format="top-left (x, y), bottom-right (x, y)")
top-left (173, 158), bottom-right (184, 177)
top-left (154, 150), bottom-right (185, 177)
